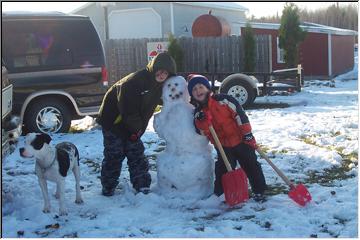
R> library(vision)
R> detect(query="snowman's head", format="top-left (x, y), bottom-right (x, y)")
top-left (162, 76), bottom-right (190, 104)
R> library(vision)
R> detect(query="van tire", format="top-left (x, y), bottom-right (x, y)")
top-left (24, 99), bottom-right (71, 134)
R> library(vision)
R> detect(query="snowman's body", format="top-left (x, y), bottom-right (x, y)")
top-left (154, 76), bottom-right (214, 199)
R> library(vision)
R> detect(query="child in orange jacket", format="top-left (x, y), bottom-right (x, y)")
top-left (187, 74), bottom-right (267, 202)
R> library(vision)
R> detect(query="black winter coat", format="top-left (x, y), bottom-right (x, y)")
top-left (97, 53), bottom-right (176, 139)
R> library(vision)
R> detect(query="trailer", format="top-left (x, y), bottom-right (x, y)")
top-left (179, 64), bottom-right (303, 108)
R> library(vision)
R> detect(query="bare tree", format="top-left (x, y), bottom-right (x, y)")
top-left (250, 3), bottom-right (358, 31)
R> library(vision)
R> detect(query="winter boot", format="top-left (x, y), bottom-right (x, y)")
top-left (253, 193), bottom-right (266, 203)
top-left (136, 187), bottom-right (151, 195)
top-left (102, 187), bottom-right (115, 197)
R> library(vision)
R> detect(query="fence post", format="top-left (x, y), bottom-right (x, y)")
top-left (268, 35), bottom-right (273, 73)
top-left (296, 64), bottom-right (303, 92)
top-left (262, 75), bottom-right (267, 96)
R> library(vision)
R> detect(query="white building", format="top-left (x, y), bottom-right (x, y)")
top-left (72, 2), bottom-right (248, 42)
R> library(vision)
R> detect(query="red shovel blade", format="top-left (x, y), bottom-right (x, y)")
top-left (288, 183), bottom-right (312, 206)
top-left (222, 168), bottom-right (249, 206)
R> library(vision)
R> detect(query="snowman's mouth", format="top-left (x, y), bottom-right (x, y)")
top-left (169, 91), bottom-right (183, 100)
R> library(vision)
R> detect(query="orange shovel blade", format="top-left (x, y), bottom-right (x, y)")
top-left (222, 168), bottom-right (249, 206)
top-left (288, 183), bottom-right (312, 206)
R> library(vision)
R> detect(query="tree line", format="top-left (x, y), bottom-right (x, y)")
top-left (250, 3), bottom-right (358, 31)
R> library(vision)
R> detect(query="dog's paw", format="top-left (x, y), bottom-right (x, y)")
top-left (43, 207), bottom-right (51, 213)
top-left (75, 198), bottom-right (84, 204)
top-left (59, 209), bottom-right (68, 216)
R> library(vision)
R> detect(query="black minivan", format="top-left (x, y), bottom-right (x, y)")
top-left (2, 12), bottom-right (108, 133)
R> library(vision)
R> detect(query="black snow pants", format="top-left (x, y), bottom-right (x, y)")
top-left (100, 129), bottom-right (151, 191)
top-left (214, 143), bottom-right (267, 196)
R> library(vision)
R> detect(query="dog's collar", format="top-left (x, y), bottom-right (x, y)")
top-left (38, 155), bottom-right (56, 172)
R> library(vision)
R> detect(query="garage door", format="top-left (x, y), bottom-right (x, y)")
top-left (109, 8), bottom-right (162, 39)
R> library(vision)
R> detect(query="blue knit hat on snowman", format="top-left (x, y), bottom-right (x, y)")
top-left (187, 74), bottom-right (211, 97)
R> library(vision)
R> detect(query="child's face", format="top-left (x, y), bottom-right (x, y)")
top-left (155, 70), bottom-right (169, 82)
top-left (192, 83), bottom-right (210, 102)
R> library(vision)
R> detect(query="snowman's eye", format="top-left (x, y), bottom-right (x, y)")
top-left (175, 83), bottom-right (178, 86)
top-left (168, 84), bottom-right (171, 87)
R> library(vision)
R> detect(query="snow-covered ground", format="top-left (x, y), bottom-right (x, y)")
top-left (2, 57), bottom-right (358, 237)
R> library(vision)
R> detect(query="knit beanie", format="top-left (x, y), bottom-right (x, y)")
top-left (187, 74), bottom-right (211, 97)
top-left (147, 52), bottom-right (177, 76)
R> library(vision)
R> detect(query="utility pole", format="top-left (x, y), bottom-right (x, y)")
top-left (104, 6), bottom-right (109, 40)
top-left (96, 2), bottom-right (116, 40)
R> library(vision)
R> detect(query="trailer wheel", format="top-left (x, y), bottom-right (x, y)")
top-left (220, 77), bottom-right (255, 108)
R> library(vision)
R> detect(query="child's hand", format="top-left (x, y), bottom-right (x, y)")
top-left (129, 130), bottom-right (143, 142)
top-left (243, 133), bottom-right (257, 149)
top-left (195, 111), bottom-right (211, 132)
top-left (195, 111), bottom-right (206, 121)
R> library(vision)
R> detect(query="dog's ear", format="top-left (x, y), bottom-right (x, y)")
top-left (40, 133), bottom-right (52, 144)
top-left (32, 135), bottom-right (45, 150)
top-left (32, 134), bottom-right (52, 150)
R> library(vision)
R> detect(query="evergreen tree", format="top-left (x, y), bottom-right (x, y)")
top-left (167, 34), bottom-right (184, 72)
top-left (243, 22), bottom-right (256, 72)
top-left (279, 3), bottom-right (306, 67)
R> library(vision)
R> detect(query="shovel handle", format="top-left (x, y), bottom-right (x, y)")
top-left (209, 125), bottom-right (233, 172)
top-left (256, 148), bottom-right (293, 187)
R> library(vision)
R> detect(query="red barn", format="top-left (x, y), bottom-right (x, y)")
top-left (240, 22), bottom-right (357, 79)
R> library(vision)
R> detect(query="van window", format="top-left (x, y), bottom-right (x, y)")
top-left (3, 20), bottom-right (73, 72)
top-left (66, 20), bottom-right (102, 55)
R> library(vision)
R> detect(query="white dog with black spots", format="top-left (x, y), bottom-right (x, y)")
top-left (19, 133), bottom-right (83, 215)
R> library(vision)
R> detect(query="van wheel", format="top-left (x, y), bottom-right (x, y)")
top-left (220, 78), bottom-right (255, 108)
top-left (24, 99), bottom-right (71, 134)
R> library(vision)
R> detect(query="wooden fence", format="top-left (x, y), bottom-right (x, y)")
top-left (105, 35), bottom-right (271, 85)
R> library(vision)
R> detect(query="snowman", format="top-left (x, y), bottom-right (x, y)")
top-left (154, 76), bottom-right (214, 199)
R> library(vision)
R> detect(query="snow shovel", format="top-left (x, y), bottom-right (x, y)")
top-left (208, 125), bottom-right (249, 206)
top-left (256, 148), bottom-right (312, 206)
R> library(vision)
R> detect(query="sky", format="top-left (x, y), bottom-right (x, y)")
top-left (1, 2), bottom-right (357, 18)
top-left (239, 2), bottom-right (357, 18)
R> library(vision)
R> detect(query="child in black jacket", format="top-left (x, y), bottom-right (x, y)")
top-left (97, 53), bottom-right (176, 196)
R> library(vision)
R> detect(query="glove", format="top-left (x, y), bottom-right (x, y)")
top-left (129, 130), bottom-right (143, 142)
top-left (195, 111), bottom-right (206, 121)
top-left (194, 111), bottom-right (212, 132)
top-left (243, 133), bottom-right (257, 149)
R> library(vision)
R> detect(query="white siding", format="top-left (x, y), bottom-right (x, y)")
top-left (108, 8), bottom-right (162, 39)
